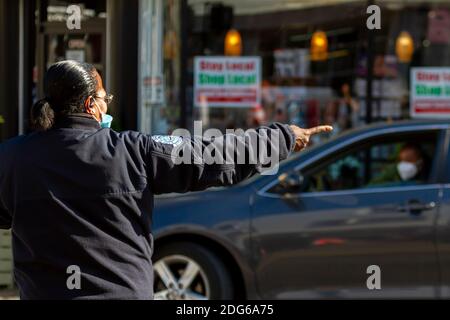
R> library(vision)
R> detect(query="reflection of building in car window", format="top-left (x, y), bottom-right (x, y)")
top-left (306, 155), bottom-right (363, 192)
top-left (329, 156), bottom-right (362, 181)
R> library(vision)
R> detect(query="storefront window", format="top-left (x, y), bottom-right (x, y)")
top-left (183, 0), bottom-right (371, 138)
top-left (151, 0), bottom-right (450, 143)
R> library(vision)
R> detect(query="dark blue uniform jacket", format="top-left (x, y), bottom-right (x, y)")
top-left (0, 113), bottom-right (295, 299)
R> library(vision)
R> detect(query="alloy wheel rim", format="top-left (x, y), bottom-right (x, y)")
top-left (154, 254), bottom-right (210, 300)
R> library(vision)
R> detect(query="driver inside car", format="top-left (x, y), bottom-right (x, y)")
top-left (368, 143), bottom-right (428, 187)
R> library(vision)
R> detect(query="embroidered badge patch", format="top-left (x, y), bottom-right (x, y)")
top-left (152, 135), bottom-right (183, 147)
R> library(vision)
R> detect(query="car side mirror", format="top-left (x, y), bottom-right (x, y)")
top-left (278, 171), bottom-right (304, 191)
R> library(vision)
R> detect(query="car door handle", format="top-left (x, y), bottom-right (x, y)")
top-left (397, 200), bottom-right (436, 215)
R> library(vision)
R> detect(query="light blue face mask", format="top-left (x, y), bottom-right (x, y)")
top-left (94, 99), bottom-right (113, 128)
top-left (100, 114), bottom-right (113, 128)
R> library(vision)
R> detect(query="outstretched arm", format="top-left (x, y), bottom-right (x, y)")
top-left (147, 123), bottom-right (332, 195)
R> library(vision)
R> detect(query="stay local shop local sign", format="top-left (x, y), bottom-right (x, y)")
top-left (194, 56), bottom-right (261, 108)
top-left (411, 67), bottom-right (450, 118)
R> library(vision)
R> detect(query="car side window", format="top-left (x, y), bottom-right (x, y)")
top-left (268, 131), bottom-right (439, 195)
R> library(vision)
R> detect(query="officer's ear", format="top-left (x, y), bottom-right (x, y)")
top-left (84, 96), bottom-right (96, 115)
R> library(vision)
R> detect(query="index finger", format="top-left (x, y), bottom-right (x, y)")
top-left (306, 125), bottom-right (334, 135)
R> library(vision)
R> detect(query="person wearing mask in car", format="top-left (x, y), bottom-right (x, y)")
top-left (369, 143), bottom-right (428, 187)
top-left (0, 60), bottom-right (332, 300)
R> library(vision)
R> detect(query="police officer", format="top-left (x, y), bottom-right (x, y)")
top-left (0, 61), bottom-right (332, 299)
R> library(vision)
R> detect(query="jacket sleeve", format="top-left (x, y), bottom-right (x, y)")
top-left (146, 123), bottom-right (296, 195)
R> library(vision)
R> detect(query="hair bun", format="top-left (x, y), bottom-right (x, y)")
top-left (30, 98), bottom-right (55, 131)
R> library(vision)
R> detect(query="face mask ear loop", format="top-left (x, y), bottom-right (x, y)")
top-left (92, 98), bottom-right (103, 123)
top-left (84, 96), bottom-right (93, 114)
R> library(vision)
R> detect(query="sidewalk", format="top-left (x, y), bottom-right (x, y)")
top-left (0, 289), bottom-right (19, 300)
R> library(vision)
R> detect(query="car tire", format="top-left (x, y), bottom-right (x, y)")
top-left (153, 242), bottom-right (234, 300)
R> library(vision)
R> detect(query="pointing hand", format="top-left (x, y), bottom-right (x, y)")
top-left (289, 125), bottom-right (334, 152)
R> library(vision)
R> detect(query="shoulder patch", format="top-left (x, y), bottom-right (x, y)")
top-left (151, 135), bottom-right (183, 147)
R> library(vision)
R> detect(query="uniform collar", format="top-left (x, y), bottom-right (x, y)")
top-left (53, 113), bottom-right (101, 131)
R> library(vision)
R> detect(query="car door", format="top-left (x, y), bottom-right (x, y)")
top-left (436, 128), bottom-right (450, 298)
top-left (251, 127), bottom-right (445, 299)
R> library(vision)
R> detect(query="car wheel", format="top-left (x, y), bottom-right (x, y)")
top-left (153, 242), bottom-right (234, 300)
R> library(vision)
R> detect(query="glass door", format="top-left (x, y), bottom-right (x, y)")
top-left (36, 0), bottom-right (107, 98)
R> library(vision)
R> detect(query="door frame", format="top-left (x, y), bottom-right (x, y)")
top-left (36, 18), bottom-right (106, 98)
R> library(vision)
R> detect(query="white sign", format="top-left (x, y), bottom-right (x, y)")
top-left (411, 67), bottom-right (450, 118)
top-left (194, 56), bottom-right (261, 108)
top-left (143, 75), bottom-right (165, 105)
top-left (274, 49), bottom-right (310, 78)
top-left (65, 50), bottom-right (85, 63)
